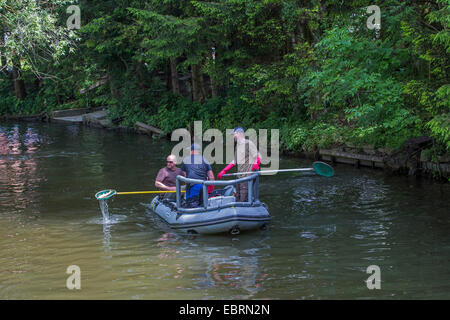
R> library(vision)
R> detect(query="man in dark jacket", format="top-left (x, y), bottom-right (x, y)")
top-left (181, 144), bottom-right (215, 207)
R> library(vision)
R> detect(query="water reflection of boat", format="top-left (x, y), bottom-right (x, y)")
top-left (153, 232), bottom-right (271, 299)
top-left (205, 255), bottom-right (268, 298)
top-left (147, 174), bottom-right (271, 235)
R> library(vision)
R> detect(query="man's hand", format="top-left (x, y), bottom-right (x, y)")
top-left (251, 156), bottom-right (261, 171)
top-left (217, 170), bottom-right (227, 179)
top-left (218, 162), bottom-right (235, 179)
top-left (155, 181), bottom-right (175, 191)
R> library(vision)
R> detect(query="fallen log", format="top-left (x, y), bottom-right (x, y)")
top-left (135, 121), bottom-right (163, 136)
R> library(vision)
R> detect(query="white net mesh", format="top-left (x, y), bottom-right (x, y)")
top-left (99, 198), bottom-right (110, 222)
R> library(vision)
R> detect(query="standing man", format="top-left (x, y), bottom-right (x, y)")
top-left (181, 144), bottom-right (215, 207)
top-left (217, 127), bottom-right (261, 202)
top-left (155, 155), bottom-right (184, 195)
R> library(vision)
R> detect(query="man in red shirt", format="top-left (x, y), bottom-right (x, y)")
top-left (155, 155), bottom-right (184, 193)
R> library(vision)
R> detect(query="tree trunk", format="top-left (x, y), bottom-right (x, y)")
top-left (136, 62), bottom-right (145, 91)
top-left (107, 67), bottom-right (119, 100)
top-left (1, 52), bottom-right (7, 74)
top-left (199, 67), bottom-right (207, 100)
top-left (170, 58), bottom-right (180, 95)
top-left (299, 20), bottom-right (314, 44)
top-left (12, 59), bottom-right (26, 100)
top-left (0, 29), bottom-right (8, 77)
top-left (191, 64), bottom-right (206, 103)
top-left (1, 54), bottom-right (13, 94)
top-left (211, 76), bottom-right (217, 98)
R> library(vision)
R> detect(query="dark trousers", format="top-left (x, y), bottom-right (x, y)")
top-left (236, 182), bottom-right (248, 202)
top-left (184, 184), bottom-right (203, 208)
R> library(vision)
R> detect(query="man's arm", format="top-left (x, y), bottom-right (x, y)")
top-left (180, 162), bottom-right (187, 178)
top-left (155, 180), bottom-right (176, 191)
top-left (206, 170), bottom-right (215, 194)
top-left (217, 160), bottom-right (235, 179)
top-left (249, 140), bottom-right (261, 171)
top-left (155, 169), bottom-right (176, 191)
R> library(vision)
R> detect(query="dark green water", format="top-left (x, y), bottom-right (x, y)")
top-left (0, 122), bottom-right (449, 299)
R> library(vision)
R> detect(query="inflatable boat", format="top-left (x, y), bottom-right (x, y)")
top-left (147, 173), bottom-right (271, 235)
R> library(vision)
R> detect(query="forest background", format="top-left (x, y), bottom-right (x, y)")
top-left (1, 0), bottom-right (448, 158)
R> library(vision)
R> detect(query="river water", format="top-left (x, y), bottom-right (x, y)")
top-left (0, 122), bottom-right (449, 299)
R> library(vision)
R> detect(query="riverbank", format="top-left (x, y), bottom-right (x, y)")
top-left (2, 108), bottom-right (448, 182)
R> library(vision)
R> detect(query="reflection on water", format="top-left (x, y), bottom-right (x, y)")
top-left (203, 250), bottom-right (267, 299)
top-left (103, 223), bottom-right (112, 251)
top-left (0, 125), bottom-right (42, 214)
top-left (0, 122), bottom-right (449, 299)
top-left (153, 233), bottom-right (270, 299)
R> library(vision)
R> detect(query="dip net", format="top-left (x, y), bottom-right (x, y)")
top-left (95, 190), bottom-right (117, 222)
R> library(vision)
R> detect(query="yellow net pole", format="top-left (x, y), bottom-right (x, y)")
top-left (116, 190), bottom-right (185, 195)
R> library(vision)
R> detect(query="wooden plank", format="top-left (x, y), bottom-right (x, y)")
top-left (319, 149), bottom-right (384, 163)
top-left (135, 121), bottom-right (163, 135)
top-left (51, 106), bottom-right (105, 118)
top-left (51, 108), bottom-right (91, 118)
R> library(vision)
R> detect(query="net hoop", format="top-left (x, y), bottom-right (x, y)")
top-left (95, 189), bottom-right (117, 200)
top-left (312, 161), bottom-right (334, 177)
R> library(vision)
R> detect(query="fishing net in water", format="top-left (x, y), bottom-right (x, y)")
top-left (95, 189), bottom-right (117, 222)
top-left (98, 198), bottom-right (110, 222)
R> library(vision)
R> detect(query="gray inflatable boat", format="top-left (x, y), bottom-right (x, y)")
top-left (147, 173), bottom-right (271, 235)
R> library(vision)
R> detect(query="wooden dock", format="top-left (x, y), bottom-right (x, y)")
top-left (318, 148), bottom-right (449, 178)
top-left (319, 149), bottom-right (385, 168)
top-left (50, 107), bottom-right (107, 124)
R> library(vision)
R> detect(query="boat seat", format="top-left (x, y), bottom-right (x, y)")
top-left (209, 185), bottom-right (235, 198)
top-left (207, 195), bottom-right (235, 208)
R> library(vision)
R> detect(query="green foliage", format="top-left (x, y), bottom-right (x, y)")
top-left (427, 113), bottom-right (450, 151)
top-left (1, 0), bottom-right (448, 159)
top-left (0, 0), bottom-right (78, 76)
top-left (148, 94), bottom-right (196, 133)
top-left (281, 122), bottom-right (345, 152)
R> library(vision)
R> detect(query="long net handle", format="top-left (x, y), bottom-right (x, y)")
top-left (223, 168), bottom-right (314, 177)
top-left (117, 190), bottom-right (185, 195)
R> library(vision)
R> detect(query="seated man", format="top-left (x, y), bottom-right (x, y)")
top-left (181, 144), bottom-right (215, 207)
top-left (155, 154), bottom-right (184, 199)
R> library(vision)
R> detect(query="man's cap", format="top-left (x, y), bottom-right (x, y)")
top-left (190, 143), bottom-right (201, 151)
top-left (230, 126), bottom-right (245, 135)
